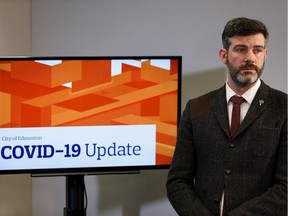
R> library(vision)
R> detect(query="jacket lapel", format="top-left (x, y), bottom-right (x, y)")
top-left (213, 85), bottom-right (231, 138)
top-left (237, 81), bottom-right (270, 136)
top-left (212, 81), bottom-right (271, 139)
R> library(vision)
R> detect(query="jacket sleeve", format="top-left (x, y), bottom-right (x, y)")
top-left (166, 101), bottom-right (214, 216)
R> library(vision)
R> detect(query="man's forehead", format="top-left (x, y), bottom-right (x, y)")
top-left (229, 34), bottom-right (266, 47)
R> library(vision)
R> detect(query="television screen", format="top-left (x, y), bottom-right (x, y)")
top-left (0, 56), bottom-right (181, 175)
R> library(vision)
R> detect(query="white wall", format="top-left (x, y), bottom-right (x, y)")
top-left (30, 0), bottom-right (287, 216)
top-left (0, 0), bottom-right (31, 216)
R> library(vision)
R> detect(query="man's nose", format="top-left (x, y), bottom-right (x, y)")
top-left (244, 50), bottom-right (256, 63)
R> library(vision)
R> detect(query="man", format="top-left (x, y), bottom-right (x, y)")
top-left (166, 17), bottom-right (287, 216)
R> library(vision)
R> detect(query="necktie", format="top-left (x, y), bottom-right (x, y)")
top-left (230, 95), bottom-right (245, 137)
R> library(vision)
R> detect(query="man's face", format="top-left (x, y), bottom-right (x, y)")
top-left (219, 33), bottom-right (268, 88)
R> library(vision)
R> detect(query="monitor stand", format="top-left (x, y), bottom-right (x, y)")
top-left (63, 175), bottom-right (86, 216)
top-left (32, 170), bottom-right (141, 215)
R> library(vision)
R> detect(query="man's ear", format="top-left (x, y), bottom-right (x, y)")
top-left (219, 48), bottom-right (227, 64)
top-left (264, 48), bottom-right (268, 60)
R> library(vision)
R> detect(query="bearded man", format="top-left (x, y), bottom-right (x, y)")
top-left (166, 17), bottom-right (287, 216)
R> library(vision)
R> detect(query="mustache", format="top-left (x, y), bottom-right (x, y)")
top-left (239, 63), bottom-right (259, 71)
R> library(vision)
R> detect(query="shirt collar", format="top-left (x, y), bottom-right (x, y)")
top-left (226, 79), bottom-right (261, 104)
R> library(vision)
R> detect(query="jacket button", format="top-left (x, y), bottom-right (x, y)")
top-left (225, 169), bottom-right (232, 175)
top-left (229, 143), bottom-right (235, 148)
top-left (214, 198), bottom-right (220, 204)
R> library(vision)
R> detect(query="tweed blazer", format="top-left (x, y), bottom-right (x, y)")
top-left (166, 81), bottom-right (287, 216)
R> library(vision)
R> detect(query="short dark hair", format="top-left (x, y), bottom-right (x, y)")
top-left (222, 17), bottom-right (269, 49)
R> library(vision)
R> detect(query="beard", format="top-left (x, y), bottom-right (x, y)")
top-left (226, 58), bottom-right (265, 88)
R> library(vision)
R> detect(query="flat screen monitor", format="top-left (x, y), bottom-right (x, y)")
top-left (0, 56), bottom-right (181, 175)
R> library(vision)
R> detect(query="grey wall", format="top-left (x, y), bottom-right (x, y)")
top-left (0, 1), bottom-right (32, 216)
top-left (31, 0), bottom-right (287, 216)
top-left (0, 0), bottom-right (31, 56)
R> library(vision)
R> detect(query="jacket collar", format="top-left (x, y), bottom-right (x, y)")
top-left (213, 80), bottom-right (270, 138)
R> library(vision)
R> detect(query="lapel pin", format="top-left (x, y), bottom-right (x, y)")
top-left (259, 100), bottom-right (264, 106)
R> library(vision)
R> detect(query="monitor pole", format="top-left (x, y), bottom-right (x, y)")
top-left (64, 175), bottom-right (86, 216)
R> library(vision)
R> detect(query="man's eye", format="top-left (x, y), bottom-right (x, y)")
top-left (253, 48), bottom-right (264, 54)
top-left (235, 48), bottom-right (246, 52)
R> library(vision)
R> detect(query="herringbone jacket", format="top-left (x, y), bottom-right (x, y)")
top-left (166, 81), bottom-right (287, 216)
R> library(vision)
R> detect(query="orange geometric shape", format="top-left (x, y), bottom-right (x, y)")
top-left (156, 142), bottom-right (175, 157)
top-left (111, 70), bottom-right (134, 85)
top-left (170, 59), bottom-right (179, 75)
top-left (21, 103), bottom-right (51, 127)
top-left (122, 63), bottom-right (140, 74)
top-left (59, 103), bottom-right (142, 127)
top-left (55, 94), bottom-right (118, 112)
top-left (0, 92), bottom-right (10, 125)
top-left (72, 60), bottom-right (112, 92)
top-left (51, 60), bottom-right (83, 87)
top-left (159, 92), bottom-right (178, 122)
top-left (141, 60), bottom-right (171, 83)
top-left (111, 114), bottom-right (177, 136)
top-left (156, 153), bottom-right (172, 165)
top-left (0, 62), bottom-right (11, 72)
top-left (125, 80), bottom-right (157, 89)
top-left (10, 95), bottom-right (26, 127)
top-left (157, 132), bottom-right (176, 146)
top-left (140, 96), bottom-right (160, 116)
top-left (0, 68), bottom-right (68, 99)
top-left (99, 85), bottom-right (137, 98)
top-left (10, 60), bottom-right (82, 88)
